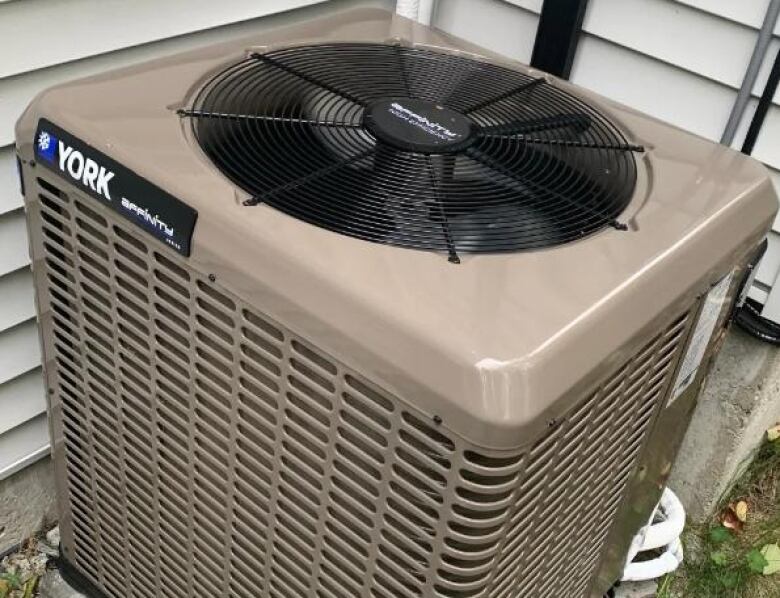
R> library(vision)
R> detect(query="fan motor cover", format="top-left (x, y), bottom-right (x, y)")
top-left (15, 8), bottom-right (777, 598)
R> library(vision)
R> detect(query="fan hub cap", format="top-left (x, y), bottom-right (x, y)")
top-left (363, 98), bottom-right (476, 154)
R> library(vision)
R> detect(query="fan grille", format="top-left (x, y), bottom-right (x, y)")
top-left (186, 43), bottom-right (641, 260)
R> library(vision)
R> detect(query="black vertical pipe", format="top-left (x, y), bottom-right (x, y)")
top-left (742, 45), bottom-right (780, 155)
top-left (530, 0), bottom-right (590, 79)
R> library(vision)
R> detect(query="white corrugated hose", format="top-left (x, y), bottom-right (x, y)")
top-left (622, 488), bottom-right (686, 582)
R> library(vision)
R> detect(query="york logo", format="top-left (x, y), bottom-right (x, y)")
top-left (40, 134), bottom-right (115, 202)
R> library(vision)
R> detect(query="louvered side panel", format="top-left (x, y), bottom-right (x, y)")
top-left (33, 169), bottom-right (694, 598)
top-left (481, 313), bottom-right (690, 598)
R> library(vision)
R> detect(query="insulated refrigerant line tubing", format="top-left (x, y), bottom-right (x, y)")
top-left (742, 44), bottom-right (780, 155)
top-left (721, 0), bottom-right (780, 145)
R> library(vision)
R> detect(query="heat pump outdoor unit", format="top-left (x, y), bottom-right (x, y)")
top-left (15, 8), bottom-right (777, 598)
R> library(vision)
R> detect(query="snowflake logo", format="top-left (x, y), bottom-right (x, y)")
top-left (38, 131), bottom-right (51, 151)
top-left (36, 131), bottom-right (58, 163)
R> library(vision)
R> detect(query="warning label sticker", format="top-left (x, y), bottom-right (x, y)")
top-left (669, 272), bottom-right (734, 404)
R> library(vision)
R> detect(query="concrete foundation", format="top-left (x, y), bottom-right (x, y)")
top-left (669, 326), bottom-right (780, 522)
top-left (39, 569), bottom-right (87, 598)
top-left (0, 457), bottom-right (57, 555)
top-left (615, 580), bottom-right (658, 598)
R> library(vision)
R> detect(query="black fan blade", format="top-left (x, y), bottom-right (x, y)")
top-left (481, 113), bottom-right (592, 137)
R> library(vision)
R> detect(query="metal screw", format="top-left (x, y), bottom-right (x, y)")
top-left (208, 274), bottom-right (216, 282)
top-left (612, 220), bottom-right (629, 231)
top-left (433, 415), bottom-right (443, 425)
top-left (29, 160), bottom-right (36, 168)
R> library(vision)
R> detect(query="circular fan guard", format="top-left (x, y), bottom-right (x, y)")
top-left (185, 43), bottom-right (642, 261)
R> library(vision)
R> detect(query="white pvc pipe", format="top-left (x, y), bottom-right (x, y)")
top-left (396, 0), bottom-right (420, 21)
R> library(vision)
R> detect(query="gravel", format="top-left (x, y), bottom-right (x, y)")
top-left (0, 526), bottom-right (83, 598)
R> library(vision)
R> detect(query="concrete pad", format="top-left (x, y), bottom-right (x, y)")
top-left (614, 580), bottom-right (658, 597)
top-left (669, 327), bottom-right (780, 521)
top-left (38, 568), bottom-right (87, 598)
top-left (0, 457), bottom-right (57, 554)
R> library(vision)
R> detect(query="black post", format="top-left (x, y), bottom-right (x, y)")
top-left (741, 45), bottom-right (780, 155)
top-left (531, 0), bottom-right (590, 79)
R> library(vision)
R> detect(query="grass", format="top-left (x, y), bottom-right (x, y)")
top-left (658, 436), bottom-right (780, 598)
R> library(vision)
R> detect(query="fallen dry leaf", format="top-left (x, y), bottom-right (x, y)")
top-left (734, 500), bottom-right (748, 523)
top-left (721, 506), bottom-right (744, 533)
top-left (768, 424), bottom-right (780, 442)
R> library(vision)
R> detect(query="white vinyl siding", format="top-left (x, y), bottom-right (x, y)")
top-left (0, 0), bottom-right (392, 480)
top-left (0, 268), bottom-right (35, 333)
top-left (433, 0), bottom-right (540, 65)
top-left (0, 0), bottom-right (328, 79)
top-left (0, 209), bottom-right (30, 275)
top-left (676, 0), bottom-right (780, 32)
top-left (0, 321), bottom-right (41, 394)
top-left (434, 0), bottom-right (780, 305)
top-left (0, 370), bottom-right (46, 438)
top-left (0, 414), bottom-right (50, 481)
top-left (0, 148), bottom-right (22, 214)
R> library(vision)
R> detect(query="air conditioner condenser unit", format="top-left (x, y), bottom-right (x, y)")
top-left (16, 8), bottom-right (777, 598)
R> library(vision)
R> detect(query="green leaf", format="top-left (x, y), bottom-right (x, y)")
top-left (0, 572), bottom-right (21, 590)
top-left (717, 569), bottom-right (740, 588)
top-left (760, 543), bottom-right (780, 575)
top-left (747, 548), bottom-right (769, 574)
top-left (711, 551), bottom-right (728, 566)
top-left (709, 526), bottom-right (731, 544)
